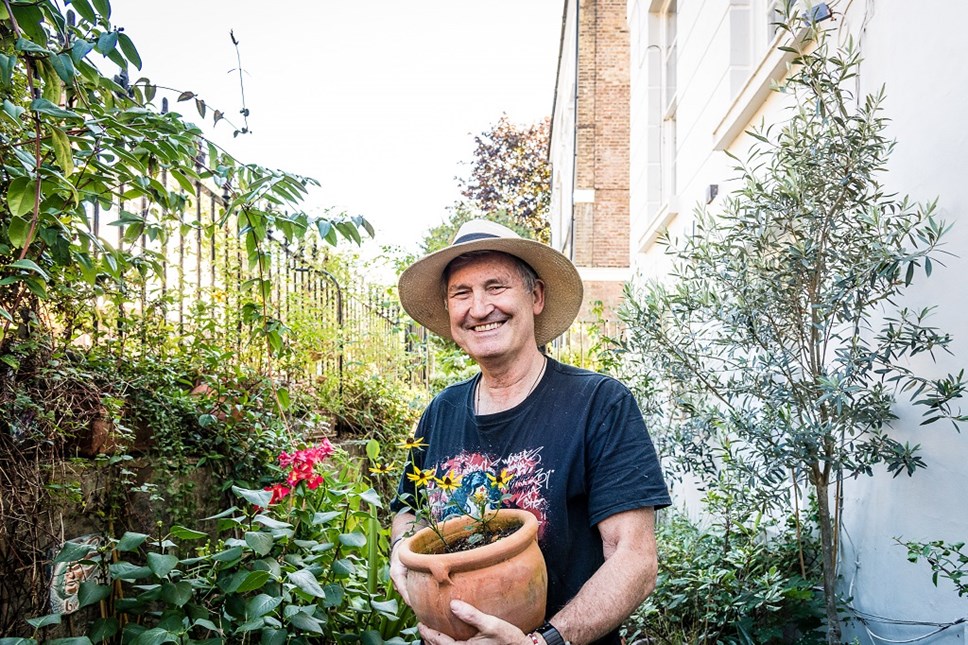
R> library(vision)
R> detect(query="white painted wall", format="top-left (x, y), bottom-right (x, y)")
top-left (626, 0), bottom-right (968, 641)
top-left (549, 0), bottom-right (578, 259)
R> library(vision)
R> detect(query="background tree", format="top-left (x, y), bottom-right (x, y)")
top-left (455, 114), bottom-right (550, 244)
top-left (616, 11), bottom-right (966, 643)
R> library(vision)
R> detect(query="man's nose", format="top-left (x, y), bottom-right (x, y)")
top-left (468, 289), bottom-right (494, 317)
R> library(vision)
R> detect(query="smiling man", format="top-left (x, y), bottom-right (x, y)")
top-left (391, 219), bottom-right (671, 645)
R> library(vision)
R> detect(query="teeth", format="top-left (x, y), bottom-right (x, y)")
top-left (474, 322), bottom-right (502, 332)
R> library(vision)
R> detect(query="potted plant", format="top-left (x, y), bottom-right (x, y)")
top-left (394, 456), bottom-right (548, 639)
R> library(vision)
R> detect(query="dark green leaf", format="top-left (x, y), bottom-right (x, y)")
top-left (77, 581), bottom-right (111, 608)
top-left (91, 0), bottom-right (112, 21)
top-left (245, 531), bottom-right (274, 556)
top-left (129, 628), bottom-right (173, 645)
top-left (146, 552), bottom-right (178, 578)
top-left (286, 611), bottom-right (322, 634)
top-left (0, 53), bottom-right (14, 87)
top-left (69, 0), bottom-right (97, 23)
top-left (71, 39), bottom-right (96, 64)
top-left (108, 561), bottom-right (152, 580)
top-left (95, 31), bottom-right (118, 56)
top-left (49, 54), bottom-right (76, 84)
top-left (169, 525), bottom-right (208, 540)
top-left (89, 617), bottom-right (119, 643)
top-left (117, 32), bottom-right (141, 69)
top-left (338, 531), bottom-right (367, 548)
top-left (14, 37), bottom-right (49, 55)
top-left (211, 546), bottom-right (243, 562)
top-left (7, 217), bottom-right (29, 248)
top-left (177, 91), bottom-right (195, 102)
top-left (253, 514), bottom-right (291, 530)
top-left (160, 581), bottom-right (192, 607)
top-left (287, 569), bottom-right (325, 597)
top-left (53, 539), bottom-right (97, 564)
top-left (117, 531), bottom-right (150, 552)
top-left (361, 630), bottom-right (384, 645)
top-left (29, 98), bottom-right (81, 121)
top-left (246, 593), bottom-right (281, 619)
top-left (9, 259), bottom-right (51, 280)
top-left (236, 570), bottom-right (271, 593)
top-left (26, 613), bottom-right (61, 628)
top-left (233, 485), bottom-right (273, 508)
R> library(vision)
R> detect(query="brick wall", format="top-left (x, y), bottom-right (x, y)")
top-left (573, 0), bottom-right (630, 300)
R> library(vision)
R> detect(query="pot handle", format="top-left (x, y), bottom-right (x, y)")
top-left (429, 560), bottom-right (453, 586)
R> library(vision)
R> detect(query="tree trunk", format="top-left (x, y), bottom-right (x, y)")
top-left (812, 470), bottom-right (842, 644)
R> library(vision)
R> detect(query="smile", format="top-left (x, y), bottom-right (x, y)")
top-left (472, 321), bottom-right (503, 332)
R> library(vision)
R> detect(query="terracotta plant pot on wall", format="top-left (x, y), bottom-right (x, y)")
top-left (398, 508), bottom-right (547, 640)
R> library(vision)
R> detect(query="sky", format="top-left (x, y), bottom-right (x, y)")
top-left (111, 1), bottom-right (564, 259)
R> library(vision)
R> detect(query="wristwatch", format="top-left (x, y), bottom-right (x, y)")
top-left (536, 622), bottom-right (570, 645)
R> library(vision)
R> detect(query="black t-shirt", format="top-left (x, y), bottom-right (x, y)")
top-left (392, 358), bottom-right (671, 643)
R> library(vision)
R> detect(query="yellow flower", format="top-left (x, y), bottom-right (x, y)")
top-left (487, 468), bottom-right (513, 490)
top-left (369, 462), bottom-right (394, 475)
top-left (406, 465), bottom-right (435, 487)
top-left (435, 471), bottom-right (462, 492)
top-left (399, 435), bottom-right (428, 451)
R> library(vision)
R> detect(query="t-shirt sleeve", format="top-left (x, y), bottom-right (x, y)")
top-left (585, 382), bottom-right (671, 526)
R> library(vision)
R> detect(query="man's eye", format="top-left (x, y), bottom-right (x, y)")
top-left (449, 290), bottom-right (470, 299)
top-left (488, 285), bottom-right (508, 293)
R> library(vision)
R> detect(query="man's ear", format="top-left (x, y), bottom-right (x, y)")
top-left (532, 279), bottom-right (546, 315)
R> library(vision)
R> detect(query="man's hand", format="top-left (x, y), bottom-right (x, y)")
top-left (389, 538), bottom-right (411, 605)
top-left (418, 600), bottom-right (533, 645)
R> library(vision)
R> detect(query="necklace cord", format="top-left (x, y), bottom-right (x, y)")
top-left (475, 356), bottom-right (547, 415)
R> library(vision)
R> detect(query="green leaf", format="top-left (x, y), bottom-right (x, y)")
top-left (89, 617), bottom-right (119, 643)
top-left (361, 630), bottom-right (384, 645)
top-left (116, 531), bottom-right (150, 552)
top-left (71, 39), bottom-right (96, 64)
top-left (7, 216), bottom-right (30, 249)
top-left (253, 514), bottom-right (292, 530)
top-left (129, 628), bottom-right (173, 645)
top-left (95, 31), bottom-right (118, 56)
top-left (245, 531), bottom-right (274, 556)
top-left (48, 125), bottom-right (74, 175)
top-left (236, 570), bottom-right (271, 593)
top-left (360, 488), bottom-right (382, 507)
top-left (117, 32), bottom-right (141, 69)
top-left (246, 593), bottom-right (281, 619)
top-left (232, 485), bottom-right (272, 508)
top-left (169, 525), bottom-right (208, 540)
top-left (322, 583), bottom-right (345, 608)
top-left (276, 386), bottom-right (290, 410)
top-left (108, 561), bottom-right (152, 580)
top-left (46, 639), bottom-right (93, 645)
top-left (69, 0), bottom-right (97, 23)
top-left (2, 98), bottom-right (25, 122)
top-left (286, 611), bottom-right (322, 634)
top-left (287, 569), bottom-right (325, 597)
top-left (26, 613), bottom-right (61, 629)
top-left (29, 98), bottom-right (81, 121)
top-left (211, 546), bottom-right (243, 562)
top-left (91, 0), bottom-right (112, 21)
top-left (160, 581), bottom-right (192, 607)
top-left (0, 53), bottom-right (13, 87)
top-left (14, 37), bottom-right (49, 55)
top-left (49, 54), bottom-right (76, 84)
top-left (53, 539), bottom-right (97, 564)
top-left (338, 531), bottom-right (367, 548)
top-left (146, 552), bottom-right (178, 578)
top-left (77, 581), bottom-right (111, 608)
top-left (9, 259), bottom-right (51, 281)
top-left (7, 177), bottom-right (35, 218)
top-left (370, 598), bottom-right (399, 614)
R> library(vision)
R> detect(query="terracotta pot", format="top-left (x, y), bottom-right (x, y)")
top-left (398, 508), bottom-right (547, 639)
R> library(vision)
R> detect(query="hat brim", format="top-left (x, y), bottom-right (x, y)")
top-left (398, 237), bottom-right (583, 347)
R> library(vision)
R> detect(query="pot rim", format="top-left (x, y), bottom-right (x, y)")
top-left (399, 508), bottom-right (539, 574)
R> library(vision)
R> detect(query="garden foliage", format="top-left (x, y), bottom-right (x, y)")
top-left (615, 7), bottom-right (966, 643)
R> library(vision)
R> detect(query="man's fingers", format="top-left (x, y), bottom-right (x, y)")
top-left (449, 599), bottom-right (487, 627)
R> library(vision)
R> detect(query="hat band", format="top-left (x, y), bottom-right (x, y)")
top-left (453, 232), bottom-right (500, 244)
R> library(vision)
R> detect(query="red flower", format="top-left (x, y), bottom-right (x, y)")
top-left (265, 483), bottom-right (291, 505)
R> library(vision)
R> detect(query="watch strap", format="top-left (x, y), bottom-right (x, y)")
top-left (536, 622), bottom-right (566, 645)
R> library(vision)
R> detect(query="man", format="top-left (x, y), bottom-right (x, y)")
top-left (391, 219), bottom-right (670, 645)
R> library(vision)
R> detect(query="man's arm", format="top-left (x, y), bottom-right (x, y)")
top-left (545, 506), bottom-right (657, 644)
top-left (418, 507), bottom-right (658, 645)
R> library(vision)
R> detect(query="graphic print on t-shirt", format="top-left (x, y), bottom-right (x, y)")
top-left (426, 447), bottom-right (552, 538)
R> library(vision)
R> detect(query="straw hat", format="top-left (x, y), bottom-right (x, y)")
top-left (398, 219), bottom-right (583, 346)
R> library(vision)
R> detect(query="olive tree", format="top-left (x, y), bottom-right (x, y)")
top-left (616, 12), bottom-right (966, 643)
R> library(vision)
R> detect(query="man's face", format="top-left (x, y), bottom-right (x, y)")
top-left (445, 253), bottom-right (545, 364)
